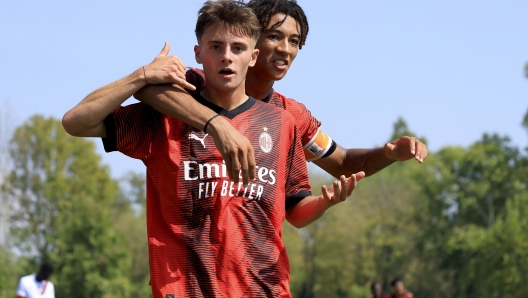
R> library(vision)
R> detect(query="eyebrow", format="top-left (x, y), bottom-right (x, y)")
top-left (266, 28), bottom-right (300, 38)
top-left (207, 40), bottom-right (249, 47)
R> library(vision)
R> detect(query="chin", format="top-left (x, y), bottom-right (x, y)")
top-left (272, 73), bottom-right (287, 81)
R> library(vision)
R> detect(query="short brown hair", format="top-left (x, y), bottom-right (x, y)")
top-left (195, 0), bottom-right (261, 42)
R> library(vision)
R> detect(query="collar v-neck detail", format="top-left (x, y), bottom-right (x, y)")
top-left (193, 93), bottom-right (257, 119)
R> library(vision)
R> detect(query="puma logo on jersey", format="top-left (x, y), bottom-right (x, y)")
top-left (189, 133), bottom-right (209, 148)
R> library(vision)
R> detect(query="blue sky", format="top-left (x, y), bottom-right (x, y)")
top-left (1, 1), bottom-right (527, 178)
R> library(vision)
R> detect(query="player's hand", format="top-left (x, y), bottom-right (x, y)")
top-left (384, 136), bottom-right (428, 163)
top-left (143, 42), bottom-right (196, 91)
top-left (207, 116), bottom-right (256, 186)
top-left (319, 172), bottom-right (365, 210)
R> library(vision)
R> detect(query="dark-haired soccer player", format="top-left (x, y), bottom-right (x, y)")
top-left (16, 263), bottom-right (55, 298)
top-left (135, 0), bottom-right (428, 197)
top-left (62, 1), bottom-right (357, 296)
top-left (390, 278), bottom-right (414, 298)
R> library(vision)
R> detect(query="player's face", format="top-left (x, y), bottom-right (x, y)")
top-left (251, 13), bottom-right (300, 81)
top-left (195, 25), bottom-right (259, 92)
top-left (373, 284), bottom-right (382, 295)
top-left (392, 281), bottom-right (405, 295)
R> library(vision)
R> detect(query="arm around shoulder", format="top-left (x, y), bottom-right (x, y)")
top-left (62, 66), bottom-right (147, 138)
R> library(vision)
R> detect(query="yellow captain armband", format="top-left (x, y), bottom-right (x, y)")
top-left (303, 129), bottom-right (333, 161)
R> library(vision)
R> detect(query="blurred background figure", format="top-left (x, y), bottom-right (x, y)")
top-left (390, 278), bottom-right (413, 298)
top-left (16, 263), bottom-right (55, 298)
top-left (370, 282), bottom-right (384, 298)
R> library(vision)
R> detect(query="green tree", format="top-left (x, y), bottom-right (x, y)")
top-left (417, 133), bottom-right (528, 297)
top-left (286, 118), bottom-right (433, 298)
top-left (7, 115), bottom-right (132, 297)
top-left (114, 172), bottom-right (150, 297)
top-left (524, 62), bottom-right (528, 136)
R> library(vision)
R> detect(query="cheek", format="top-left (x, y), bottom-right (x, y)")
top-left (290, 49), bottom-right (299, 62)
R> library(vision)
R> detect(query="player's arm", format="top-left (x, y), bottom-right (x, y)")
top-left (62, 42), bottom-right (190, 138)
top-left (313, 137), bottom-right (428, 178)
top-left (134, 71), bottom-right (256, 185)
top-left (286, 172), bottom-right (365, 228)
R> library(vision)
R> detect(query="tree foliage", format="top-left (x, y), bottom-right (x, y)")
top-left (2, 111), bottom-right (528, 297)
top-left (6, 115), bottom-right (133, 297)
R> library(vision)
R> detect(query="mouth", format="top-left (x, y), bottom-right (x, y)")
top-left (272, 59), bottom-right (288, 67)
top-left (219, 68), bottom-right (235, 75)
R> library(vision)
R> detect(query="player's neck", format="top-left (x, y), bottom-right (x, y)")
top-left (245, 73), bottom-right (275, 100)
top-left (200, 84), bottom-right (249, 111)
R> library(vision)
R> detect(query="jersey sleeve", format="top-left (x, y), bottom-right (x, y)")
top-left (186, 67), bottom-right (206, 95)
top-left (284, 117), bottom-right (312, 211)
top-left (274, 92), bottom-right (335, 161)
top-left (16, 279), bottom-right (26, 296)
top-left (101, 102), bottom-right (164, 162)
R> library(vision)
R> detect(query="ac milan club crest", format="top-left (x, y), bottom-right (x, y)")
top-left (259, 127), bottom-right (272, 153)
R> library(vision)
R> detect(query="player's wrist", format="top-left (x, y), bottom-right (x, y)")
top-left (132, 67), bottom-right (149, 88)
top-left (317, 195), bottom-right (331, 211)
top-left (205, 115), bottom-right (229, 137)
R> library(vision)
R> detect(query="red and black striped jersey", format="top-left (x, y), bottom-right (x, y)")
top-left (186, 68), bottom-right (335, 161)
top-left (102, 96), bottom-right (311, 298)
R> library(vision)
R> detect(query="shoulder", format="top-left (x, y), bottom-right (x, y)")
top-left (255, 99), bottom-right (296, 126)
top-left (20, 274), bottom-right (34, 282)
top-left (271, 91), bottom-right (310, 112)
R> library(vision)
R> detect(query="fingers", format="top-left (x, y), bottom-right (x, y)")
top-left (387, 136), bottom-right (428, 163)
top-left (239, 149), bottom-right (250, 187)
top-left (159, 41), bottom-right (170, 56)
top-left (355, 171), bottom-right (366, 181)
top-left (321, 185), bottom-right (330, 201)
top-left (385, 142), bottom-right (396, 152)
top-left (247, 146), bottom-right (256, 182)
top-left (171, 75), bottom-right (197, 91)
top-left (345, 172), bottom-right (364, 196)
top-left (414, 139), bottom-right (428, 163)
top-left (230, 154), bottom-right (240, 185)
top-left (174, 56), bottom-right (187, 74)
top-left (408, 137), bottom-right (416, 156)
top-left (345, 174), bottom-right (355, 197)
top-left (333, 178), bottom-right (343, 201)
top-left (223, 155), bottom-right (235, 183)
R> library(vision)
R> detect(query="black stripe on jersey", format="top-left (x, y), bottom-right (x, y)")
top-left (192, 93), bottom-right (258, 119)
top-left (102, 113), bottom-right (117, 152)
top-left (285, 189), bottom-right (312, 211)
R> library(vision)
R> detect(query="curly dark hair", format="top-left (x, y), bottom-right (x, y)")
top-left (246, 0), bottom-right (309, 49)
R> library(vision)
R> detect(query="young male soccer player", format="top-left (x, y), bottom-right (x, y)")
top-left (62, 1), bottom-right (357, 296)
top-left (135, 0), bottom-right (428, 195)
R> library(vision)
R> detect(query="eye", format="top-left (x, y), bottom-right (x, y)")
top-left (211, 45), bottom-right (220, 50)
top-left (267, 34), bottom-right (279, 41)
top-left (290, 38), bottom-right (300, 47)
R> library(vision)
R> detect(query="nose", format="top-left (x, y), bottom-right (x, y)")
top-left (221, 46), bottom-right (233, 63)
top-left (276, 39), bottom-right (291, 55)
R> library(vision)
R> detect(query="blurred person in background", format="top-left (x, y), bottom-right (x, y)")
top-left (16, 263), bottom-right (55, 298)
top-left (389, 278), bottom-right (413, 298)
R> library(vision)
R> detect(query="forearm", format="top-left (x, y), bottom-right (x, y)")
top-left (341, 147), bottom-right (396, 177)
top-left (286, 196), bottom-right (328, 228)
top-left (314, 145), bottom-right (395, 178)
top-left (63, 67), bottom-right (146, 137)
top-left (134, 84), bottom-right (217, 132)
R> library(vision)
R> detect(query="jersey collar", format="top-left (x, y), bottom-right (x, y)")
top-left (193, 93), bottom-right (257, 119)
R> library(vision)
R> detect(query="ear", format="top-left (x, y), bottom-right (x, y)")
top-left (248, 48), bottom-right (259, 67)
top-left (194, 45), bottom-right (203, 64)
